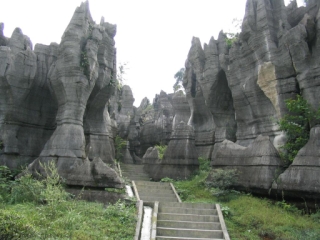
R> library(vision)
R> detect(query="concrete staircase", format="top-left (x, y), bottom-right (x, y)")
top-left (120, 163), bottom-right (150, 181)
top-left (133, 181), bottom-right (180, 203)
top-left (120, 163), bottom-right (230, 240)
top-left (155, 202), bottom-right (229, 240)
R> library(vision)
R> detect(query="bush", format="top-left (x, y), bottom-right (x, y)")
top-left (10, 173), bottom-right (44, 204)
top-left (155, 144), bottom-right (167, 160)
top-left (206, 168), bottom-right (238, 192)
top-left (279, 95), bottom-right (320, 162)
top-left (198, 157), bottom-right (211, 172)
top-left (115, 135), bottom-right (127, 162)
top-left (0, 210), bottom-right (37, 239)
top-left (0, 165), bottom-right (13, 202)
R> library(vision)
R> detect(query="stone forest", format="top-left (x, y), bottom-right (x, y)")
top-left (1, 0), bottom-right (320, 239)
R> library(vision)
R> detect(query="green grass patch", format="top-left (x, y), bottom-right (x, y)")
top-left (0, 200), bottom-right (136, 239)
top-left (0, 163), bottom-right (136, 239)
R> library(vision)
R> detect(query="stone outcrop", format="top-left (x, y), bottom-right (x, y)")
top-left (273, 126), bottom-right (320, 199)
top-left (144, 121), bottom-right (199, 180)
top-left (0, 2), bottom-right (123, 188)
top-left (211, 135), bottom-right (284, 194)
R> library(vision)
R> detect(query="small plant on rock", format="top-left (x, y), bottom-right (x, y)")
top-left (279, 95), bottom-right (320, 162)
top-left (155, 144), bottom-right (167, 160)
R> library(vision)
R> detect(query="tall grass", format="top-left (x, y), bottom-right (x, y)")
top-left (0, 163), bottom-right (136, 239)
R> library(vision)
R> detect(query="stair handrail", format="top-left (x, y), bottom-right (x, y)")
top-left (150, 201), bottom-right (159, 240)
top-left (216, 204), bottom-right (230, 240)
top-left (170, 182), bottom-right (182, 202)
top-left (134, 200), bottom-right (144, 240)
top-left (132, 181), bottom-right (140, 201)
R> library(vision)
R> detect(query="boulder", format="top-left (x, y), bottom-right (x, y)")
top-left (211, 135), bottom-right (284, 194)
top-left (273, 126), bottom-right (320, 199)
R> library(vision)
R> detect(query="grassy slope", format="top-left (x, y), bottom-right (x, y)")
top-left (0, 200), bottom-right (136, 240)
top-left (173, 171), bottom-right (320, 240)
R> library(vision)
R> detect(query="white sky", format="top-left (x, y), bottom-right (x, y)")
top-left (1, 0), bottom-right (304, 106)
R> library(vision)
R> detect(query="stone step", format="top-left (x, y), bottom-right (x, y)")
top-left (122, 173), bottom-right (149, 178)
top-left (160, 202), bottom-right (216, 210)
top-left (156, 227), bottom-right (224, 239)
top-left (134, 181), bottom-right (171, 187)
top-left (157, 220), bottom-right (221, 230)
top-left (138, 189), bottom-right (174, 195)
top-left (139, 196), bottom-right (179, 202)
top-left (156, 236), bottom-right (224, 240)
top-left (159, 207), bottom-right (218, 215)
top-left (158, 213), bottom-right (219, 222)
top-left (139, 192), bottom-right (176, 199)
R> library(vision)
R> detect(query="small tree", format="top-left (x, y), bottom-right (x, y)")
top-left (173, 68), bottom-right (185, 92)
top-left (279, 95), bottom-right (320, 162)
top-left (115, 136), bottom-right (127, 162)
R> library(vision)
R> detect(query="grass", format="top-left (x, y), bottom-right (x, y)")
top-left (172, 168), bottom-right (320, 240)
top-left (0, 163), bottom-right (137, 240)
top-left (0, 200), bottom-right (136, 239)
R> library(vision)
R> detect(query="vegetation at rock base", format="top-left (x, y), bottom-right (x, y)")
top-left (0, 163), bottom-right (136, 240)
top-left (279, 95), bottom-right (320, 162)
top-left (171, 157), bottom-right (320, 240)
top-left (155, 144), bottom-right (167, 160)
top-left (115, 135), bottom-right (127, 162)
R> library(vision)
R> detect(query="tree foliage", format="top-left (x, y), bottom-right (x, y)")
top-left (173, 68), bottom-right (185, 92)
top-left (279, 95), bottom-right (320, 162)
top-left (115, 136), bottom-right (127, 162)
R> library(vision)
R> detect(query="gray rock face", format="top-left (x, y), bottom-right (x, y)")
top-left (273, 126), bottom-right (320, 198)
top-left (0, 26), bottom-right (58, 168)
top-left (180, 0), bottom-right (320, 197)
top-left (144, 121), bottom-right (199, 180)
top-left (211, 135), bottom-right (284, 193)
top-left (0, 2), bottom-right (122, 188)
top-left (139, 91), bottom-right (174, 156)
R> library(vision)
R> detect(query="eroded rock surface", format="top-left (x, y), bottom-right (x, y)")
top-left (211, 135), bottom-right (284, 194)
top-left (273, 126), bottom-right (320, 199)
top-left (144, 121), bottom-right (199, 180)
top-left (0, 2), bottom-right (122, 188)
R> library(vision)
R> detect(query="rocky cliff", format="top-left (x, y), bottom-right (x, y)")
top-left (182, 0), bottom-right (320, 199)
top-left (0, 1), bottom-right (123, 188)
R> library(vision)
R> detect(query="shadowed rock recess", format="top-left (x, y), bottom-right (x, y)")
top-left (1, 0), bottom-right (320, 199)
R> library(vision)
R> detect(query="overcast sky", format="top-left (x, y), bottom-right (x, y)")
top-left (1, 0), bottom-right (304, 106)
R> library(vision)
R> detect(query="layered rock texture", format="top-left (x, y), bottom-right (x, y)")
top-left (182, 0), bottom-right (320, 198)
top-left (144, 121), bottom-right (199, 180)
top-left (0, 2), bottom-right (123, 188)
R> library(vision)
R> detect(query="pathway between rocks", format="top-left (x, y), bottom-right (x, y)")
top-left (121, 163), bottom-right (230, 240)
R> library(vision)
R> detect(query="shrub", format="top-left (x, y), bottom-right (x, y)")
top-left (155, 144), bottom-right (167, 160)
top-left (10, 173), bottom-right (44, 204)
top-left (198, 157), bottom-right (211, 172)
top-left (115, 135), bottom-right (127, 162)
top-left (0, 210), bottom-right (37, 239)
top-left (206, 168), bottom-right (238, 192)
top-left (279, 95), bottom-right (320, 162)
top-left (0, 165), bottom-right (13, 202)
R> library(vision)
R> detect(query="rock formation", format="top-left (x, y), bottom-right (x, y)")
top-left (144, 121), bottom-right (198, 180)
top-left (181, 0), bottom-right (320, 198)
top-left (0, 2), bottom-right (123, 188)
top-left (211, 135), bottom-right (284, 194)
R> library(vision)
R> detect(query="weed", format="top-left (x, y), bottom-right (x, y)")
top-left (160, 177), bottom-right (175, 183)
top-left (155, 144), bottom-right (167, 160)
